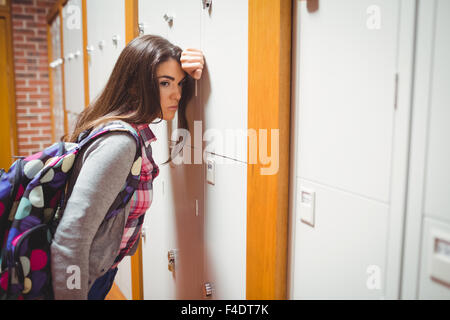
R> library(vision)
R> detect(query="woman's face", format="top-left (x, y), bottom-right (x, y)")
top-left (156, 58), bottom-right (187, 121)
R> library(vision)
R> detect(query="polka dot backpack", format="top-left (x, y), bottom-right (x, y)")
top-left (0, 121), bottom-right (142, 300)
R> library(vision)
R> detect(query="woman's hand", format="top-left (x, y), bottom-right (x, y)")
top-left (180, 48), bottom-right (204, 80)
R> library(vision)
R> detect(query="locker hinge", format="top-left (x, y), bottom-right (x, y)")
top-left (394, 73), bottom-right (399, 110)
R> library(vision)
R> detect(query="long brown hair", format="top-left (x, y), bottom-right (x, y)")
top-left (67, 34), bottom-right (194, 163)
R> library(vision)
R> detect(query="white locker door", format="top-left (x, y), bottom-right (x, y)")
top-left (417, 0), bottom-right (450, 299)
top-left (139, 0), bottom-right (204, 300)
top-left (138, 0), bottom-right (175, 300)
top-left (86, 0), bottom-right (105, 102)
top-left (203, 154), bottom-right (247, 299)
top-left (62, 0), bottom-right (85, 134)
top-left (138, 0), bottom-right (169, 39)
top-left (101, 0), bottom-right (125, 83)
top-left (167, 0), bottom-right (204, 300)
top-left (402, 0), bottom-right (450, 299)
top-left (290, 0), bottom-right (414, 299)
top-left (200, 0), bottom-right (248, 299)
top-left (201, 0), bottom-right (248, 163)
top-left (50, 16), bottom-right (65, 142)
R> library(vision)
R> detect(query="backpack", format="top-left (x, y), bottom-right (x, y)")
top-left (0, 121), bottom-right (142, 300)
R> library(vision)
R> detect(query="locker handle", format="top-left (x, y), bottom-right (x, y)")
top-left (202, 0), bottom-right (212, 10)
top-left (301, 0), bottom-right (319, 13)
top-left (163, 13), bottom-right (174, 24)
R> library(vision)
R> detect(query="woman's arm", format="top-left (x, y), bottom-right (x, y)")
top-left (50, 132), bottom-right (137, 299)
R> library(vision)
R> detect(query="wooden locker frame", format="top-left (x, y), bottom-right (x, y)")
top-left (124, 0), bottom-right (142, 301)
top-left (47, 0), bottom-right (69, 142)
top-left (247, 0), bottom-right (292, 299)
top-left (0, 0), bottom-right (18, 163)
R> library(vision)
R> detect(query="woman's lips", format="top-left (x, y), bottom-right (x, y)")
top-left (168, 106), bottom-right (178, 110)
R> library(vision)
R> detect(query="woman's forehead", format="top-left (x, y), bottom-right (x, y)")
top-left (156, 59), bottom-right (185, 79)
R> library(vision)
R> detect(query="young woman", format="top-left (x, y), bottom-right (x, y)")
top-left (50, 34), bottom-right (204, 300)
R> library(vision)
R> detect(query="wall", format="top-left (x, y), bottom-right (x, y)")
top-left (12, 0), bottom-right (57, 156)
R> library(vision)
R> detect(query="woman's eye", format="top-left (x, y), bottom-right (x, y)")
top-left (160, 81), bottom-right (170, 87)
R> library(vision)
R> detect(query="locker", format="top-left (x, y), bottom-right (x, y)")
top-left (200, 0), bottom-right (248, 163)
top-left (138, 0), bottom-right (169, 39)
top-left (49, 16), bottom-right (65, 142)
top-left (62, 0), bottom-right (85, 134)
top-left (289, 0), bottom-right (415, 299)
top-left (87, 0), bottom-right (125, 103)
top-left (139, 0), bottom-right (204, 299)
top-left (203, 154), bottom-right (247, 299)
top-left (200, 0), bottom-right (248, 299)
top-left (85, 0), bottom-right (130, 298)
top-left (402, 0), bottom-right (450, 299)
top-left (139, 0), bottom-right (248, 300)
top-left (86, 0), bottom-right (105, 101)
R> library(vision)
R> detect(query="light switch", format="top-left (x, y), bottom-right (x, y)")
top-left (206, 157), bottom-right (215, 185)
top-left (298, 187), bottom-right (315, 227)
top-left (430, 229), bottom-right (450, 288)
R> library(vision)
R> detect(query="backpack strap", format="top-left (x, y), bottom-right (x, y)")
top-left (64, 121), bottom-right (143, 221)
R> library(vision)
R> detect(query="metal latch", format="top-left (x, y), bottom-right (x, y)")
top-left (203, 282), bottom-right (213, 298)
top-left (163, 13), bottom-right (174, 24)
top-left (138, 22), bottom-right (145, 35)
top-left (202, 0), bottom-right (212, 10)
top-left (168, 249), bottom-right (178, 273)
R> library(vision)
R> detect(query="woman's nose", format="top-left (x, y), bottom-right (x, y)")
top-left (171, 85), bottom-right (182, 101)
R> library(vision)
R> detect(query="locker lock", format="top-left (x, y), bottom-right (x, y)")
top-left (138, 22), bottom-right (145, 35)
top-left (112, 35), bottom-right (120, 47)
top-left (203, 282), bottom-right (213, 298)
top-left (141, 226), bottom-right (148, 242)
top-left (168, 249), bottom-right (178, 273)
top-left (163, 13), bottom-right (174, 24)
top-left (202, 0), bottom-right (212, 10)
top-left (98, 40), bottom-right (106, 50)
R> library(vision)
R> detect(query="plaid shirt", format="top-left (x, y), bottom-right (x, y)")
top-left (111, 123), bottom-right (159, 269)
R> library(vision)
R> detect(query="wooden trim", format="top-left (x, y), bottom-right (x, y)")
top-left (125, 0), bottom-right (143, 301)
top-left (47, 0), bottom-right (68, 24)
top-left (47, 24), bottom-right (55, 143)
top-left (106, 283), bottom-right (127, 300)
top-left (247, 0), bottom-right (292, 299)
top-left (0, 0), bottom-right (11, 14)
top-left (82, 0), bottom-right (89, 108)
top-left (125, 0), bottom-right (139, 45)
top-left (0, 3), bottom-right (18, 160)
